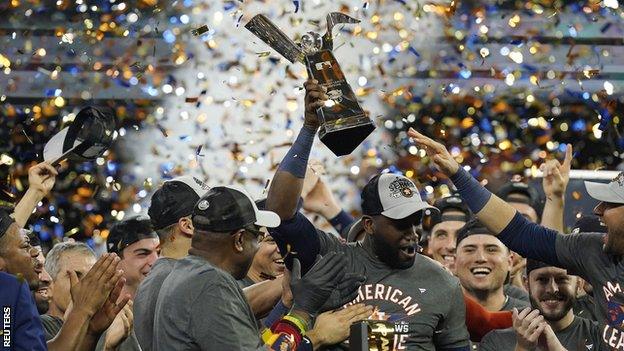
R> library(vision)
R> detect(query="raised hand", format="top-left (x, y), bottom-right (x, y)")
top-left (88, 274), bottom-right (130, 335)
top-left (407, 128), bottom-right (460, 176)
top-left (28, 162), bottom-right (58, 195)
top-left (69, 253), bottom-right (124, 317)
top-left (512, 307), bottom-right (547, 350)
top-left (303, 79), bottom-right (328, 130)
top-left (540, 144), bottom-right (573, 200)
top-left (103, 300), bottom-right (134, 350)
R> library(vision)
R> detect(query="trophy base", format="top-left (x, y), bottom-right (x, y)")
top-left (318, 116), bottom-right (375, 156)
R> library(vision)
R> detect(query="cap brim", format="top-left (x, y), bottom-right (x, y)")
top-left (584, 181), bottom-right (624, 204)
top-left (381, 202), bottom-right (436, 220)
top-left (254, 210), bottom-right (281, 228)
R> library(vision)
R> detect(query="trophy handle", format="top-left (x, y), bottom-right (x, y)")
top-left (322, 12), bottom-right (360, 51)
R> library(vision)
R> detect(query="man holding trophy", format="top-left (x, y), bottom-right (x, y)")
top-left (251, 13), bottom-right (471, 350)
top-left (246, 12), bottom-right (375, 156)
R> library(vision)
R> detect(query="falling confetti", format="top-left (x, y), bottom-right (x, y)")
top-left (191, 25), bottom-right (210, 36)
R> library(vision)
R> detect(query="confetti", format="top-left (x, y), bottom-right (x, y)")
top-left (293, 0), bottom-right (300, 13)
top-left (191, 25), bottom-right (210, 36)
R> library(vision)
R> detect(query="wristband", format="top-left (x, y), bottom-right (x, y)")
top-left (278, 126), bottom-right (316, 178)
top-left (283, 314), bottom-right (308, 334)
top-left (449, 167), bottom-right (491, 214)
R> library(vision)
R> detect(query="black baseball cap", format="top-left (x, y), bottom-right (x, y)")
top-left (456, 219), bottom-right (496, 246)
top-left (192, 186), bottom-right (280, 233)
top-left (526, 258), bottom-right (551, 276)
top-left (361, 173), bottom-right (435, 221)
top-left (107, 216), bottom-right (158, 254)
top-left (497, 182), bottom-right (543, 218)
top-left (148, 176), bottom-right (210, 231)
top-left (422, 195), bottom-right (472, 231)
top-left (0, 209), bottom-right (14, 239)
top-left (571, 215), bottom-right (606, 234)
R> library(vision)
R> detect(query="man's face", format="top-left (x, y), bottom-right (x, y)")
top-left (528, 266), bottom-right (577, 322)
top-left (369, 212), bottom-right (420, 269)
top-left (118, 237), bottom-right (160, 287)
top-left (251, 234), bottom-right (284, 278)
top-left (0, 225), bottom-right (41, 289)
top-left (594, 201), bottom-right (624, 255)
top-left (233, 226), bottom-right (264, 280)
top-left (456, 234), bottom-right (511, 294)
top-left (426, 219), bottom-right (465, 271)
top-left (51, 252), bottom-right (96, 313)
top-left (35, 267), bottom-right (52, 314)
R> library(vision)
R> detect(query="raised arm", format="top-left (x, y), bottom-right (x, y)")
top-left (540, 145), bottom-right (572, 233)
top-left (12, 162), bottom-right (57, 228)
top-left (266, 79), bottom-right (327, 220)
top-left (408, 128), bottom-right (562, 266)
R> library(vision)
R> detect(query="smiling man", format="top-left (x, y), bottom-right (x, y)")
top-left (238, 232), bottom-right (285, 288)
top-left (454, 220), bottom-right (529, 313)
top-left (480, 259), bottom-right (602, 350)
top-left (107, 217), bottom-right (160, 299)
top-left (422, 195), bottom-right (471, 271)
top-left (264, 80), bottom-right (470, 350)
top-left (408, 128), bottom-right (624, 350)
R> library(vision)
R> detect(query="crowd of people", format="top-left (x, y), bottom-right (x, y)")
top-left (1, 79), bottom-right (623, 351)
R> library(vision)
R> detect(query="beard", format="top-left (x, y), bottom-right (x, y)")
top-left (529, 293), bottom-right (575, 322)
top-left (35, 297), bottom-right (49, 315)
top-left (371, 234), bottom-right (413, 269)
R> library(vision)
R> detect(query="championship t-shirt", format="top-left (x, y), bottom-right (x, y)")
top-left (555, 232), bottom-right (624, 350)
top-left (315, 226), bottom-right (469, 350)
top-left (479, 316), bottom-right (604, 351)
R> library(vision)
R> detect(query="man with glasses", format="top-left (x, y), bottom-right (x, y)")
top-left (409, 128), bottom-right (624, 350)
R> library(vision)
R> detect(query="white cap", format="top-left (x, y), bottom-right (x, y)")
top-left (585, 172), bottom-right (624, 204)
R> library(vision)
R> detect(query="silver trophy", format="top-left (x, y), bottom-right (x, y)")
top-left (246, 13), bottom-right (375, 156)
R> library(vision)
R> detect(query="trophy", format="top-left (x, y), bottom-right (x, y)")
top-left (246, 13), bottom-right (376, 156)
top-left (349, 320), bottom-right (407, 351)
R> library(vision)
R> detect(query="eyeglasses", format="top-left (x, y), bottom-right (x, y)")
top-left (243, 225), bottom-right (266, 240)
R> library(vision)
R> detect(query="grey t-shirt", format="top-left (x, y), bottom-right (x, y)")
top-left (574, 294), bottom-right (599, 322)
top-left (95, 328), bottom-right (142, 351)
top-left (318, 232), bottom-right (469, 350)
top-left (555, 232), bottom-right (624, 349)
top-left (479, 316), bottom-right (604, 351)
top-left (134, 257), bottom-right (177, 351)
top-left (153, 255), bottom-right (263, 351)
top-left (503, 284), bottom-right (529, 303)
top-left (501, 295), bottom-right (530, 312)
top-left (237, 276), bottom-right (256, 289)
top-left (40, 314), bottom-right (63, 341)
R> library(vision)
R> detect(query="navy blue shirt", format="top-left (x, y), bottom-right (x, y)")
top-left (0, 272), bottom-right (46, 351)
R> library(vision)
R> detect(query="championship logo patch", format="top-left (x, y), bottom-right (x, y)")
top-left (389, 178), bottom-right (415, 198)
top-left (613, 172), bottom-right (624, 187)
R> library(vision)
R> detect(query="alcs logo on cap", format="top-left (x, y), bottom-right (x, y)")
top-left (197, 200), bottom-right (210, 211)
top-left (388, 178), bottom-right (415, 198)
top-left (613, 172), bottom-right (624, 187)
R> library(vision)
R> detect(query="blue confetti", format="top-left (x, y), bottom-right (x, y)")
top-left (408, 46), bottom-right (420, 57)
top-left (293, 0), bottom-right (299, 13)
